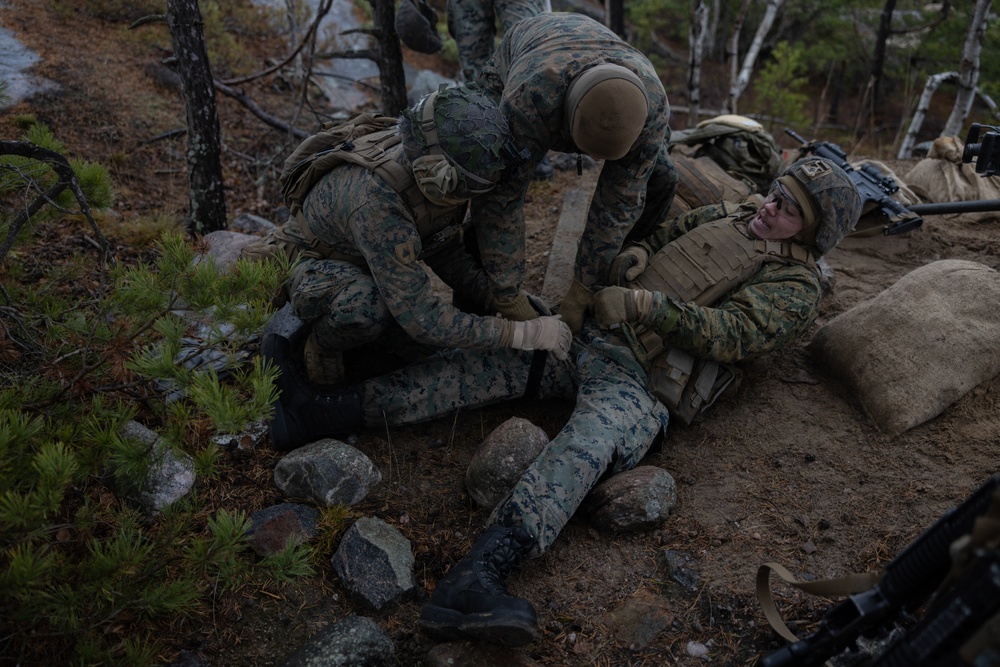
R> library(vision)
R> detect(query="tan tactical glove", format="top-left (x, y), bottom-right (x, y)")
top-left (492, 293), bottom-right (539, 321)
top-left (595, 287), bottom-right (683, 332)
top-left (557, 279), bottom-right (593, 334)
top-left (499, 316), bottom-right (573, 361)
top-left (609, 246), bottom-right (649, 286)
top-left (594, 287), bottom-right (655, 328)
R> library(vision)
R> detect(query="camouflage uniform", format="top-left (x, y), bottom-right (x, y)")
top-left (281, 84), bottom-right (538, 361)
top-left (291, 159), bottom-right (507, 354)
top-left (353, 201), bottom-right (823, 557)
top-left (470, 12), bottom-right (677, 302)
top-left (447, 0), bottom-right (545, 83)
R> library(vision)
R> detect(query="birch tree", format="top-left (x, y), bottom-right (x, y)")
top-left (723, 0), bottom-right (751, 114)
top-left (687, 0), bottom-right (710, 127)
top-left (726, 0), bottom-right (784, 113)
top-left (941, 0), bottom-right (992, 137)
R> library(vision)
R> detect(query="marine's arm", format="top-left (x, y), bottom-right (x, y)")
top-left (351, 181), bottom-right (570, 356)
top-left (597, 263), bottom-right (823, 363)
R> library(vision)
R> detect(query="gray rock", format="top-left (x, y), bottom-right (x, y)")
top-left (331, 517), bottom-right (416, 611)
top-left (282, 615), bottom-right (395, 667)
top-left (407, 69), bottom-right (455, 106)
top-left (465, 417), bottom-right (549, 508)
top-left (264, 302), bottom-right (306, 339)
top-left (274, 439), bottom-right (381, 506)
top-left (199, 230), bottom-right (259, 272)
top-left (230, 212), bottom-right (278, 234)
top-left (658, 548), bottom-right (699, 591)
top-left (0, 26), bottom-right (60, 109)
top-left (580, 465), bottom-right (677, 533)
top-left (117, 421), bottom-right (196, 515)
top-left (246, 503), bottom-right (321, 557)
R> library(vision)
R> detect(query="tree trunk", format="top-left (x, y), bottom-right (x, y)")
top-left (727, 0), bottom-right (780, 113)
top-left (686, 0), bottom-right (709, 127)
top-left (867, 0), bottom-right (896, 124)
top-left (942, 0), bottom-right (992, 137)
top-left (371, 0), bottom-right (408, 116)
top-left (166, 0), bottom-right (227, 234)
top-left (605, 0), bottom-right (625, 38)
top-left (722, 0), bottom-right (750, 113)
top-left (897, 71), bottom-right (958, 158)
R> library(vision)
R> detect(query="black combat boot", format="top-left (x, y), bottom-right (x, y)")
top-left (419, 524), bottom-right (538, 647)
top-left (261, 333), bottom-right (364, 451)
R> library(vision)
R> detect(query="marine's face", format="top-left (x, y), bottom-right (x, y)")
top-left (748, 182), bottom-right (806, 241)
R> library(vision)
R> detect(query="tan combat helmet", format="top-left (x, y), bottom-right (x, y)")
top-left (564, 64), bottom-right (649, 161)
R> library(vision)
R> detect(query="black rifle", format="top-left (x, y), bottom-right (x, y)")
top-left (761, 473), bottom-right (1000, 667)
top-left (785, 128), bottom-right (924, 236)
top-left (871, 547), bottom-right (1000, 666)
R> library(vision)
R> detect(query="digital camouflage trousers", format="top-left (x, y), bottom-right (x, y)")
top-left (362, 322), bottom-right (670, 557)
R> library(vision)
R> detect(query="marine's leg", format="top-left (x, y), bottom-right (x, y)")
top-left (447, 0), bottom-right (496, 82)
top-left (493, 0), bottom-right (545, 31)
top-left (419, 339), bottom-right (667, 646)
top-left (363, 346), bottom-right (576, 426)
top-left (287, 258), bottom-right (390, 384)
top-left (625, 141), bottom-right (680, 246)
top-left (490, 346), bottom-right (669, 556)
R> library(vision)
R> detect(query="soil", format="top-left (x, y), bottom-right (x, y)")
top-left (2, 1), bottom-right (999, 666)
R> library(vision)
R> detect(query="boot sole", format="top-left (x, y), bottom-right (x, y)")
top-left (419, 605), bottom-right (538, 647)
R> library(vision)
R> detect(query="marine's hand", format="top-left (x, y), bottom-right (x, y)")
top-left (509, 316), bottom-right (573, 360)
top-left (594, 287), bottom-right (654, 328)
top-left (557, 279), bottom-right (593, 333)
top-left (492, 293), bottom-right (538, 321)
top-left (609, 246), bottom-right (649, 286)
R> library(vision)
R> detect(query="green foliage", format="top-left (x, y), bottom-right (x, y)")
top-left (626, 0), bottom-right (688, 47)
top-left (750, 41), bottom-right (811, 131)
top-left (259, 540), bottom-right (317, 583)
top-left (1, 151), bottom-right (295, 662)
top-left (184, 509), bottom-right (251, 589)
top-left (0, 123), bottom-right (115, 233)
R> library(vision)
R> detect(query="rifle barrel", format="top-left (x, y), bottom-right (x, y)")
top-left (908, 199), bottom-right (1000, 215)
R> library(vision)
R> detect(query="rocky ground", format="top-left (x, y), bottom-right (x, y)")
top-left (2, 0), bottom-right (999, 665)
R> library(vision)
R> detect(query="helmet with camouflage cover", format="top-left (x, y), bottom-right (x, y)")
top-left (400, 83), bottom-right (516, 203)
top-left (777, 157), bottom-right (862, 255)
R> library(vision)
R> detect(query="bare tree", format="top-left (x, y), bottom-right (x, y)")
top-left (862, 0), bottom-right (951, 131)
top-left (725, 0), bottom-right (783, 113)
top-left (371, 0), bottom-right (408, 116)
top-left (941, 0), bottom-right (992, 137)
top-left (0, 141), bottom-right (113, 266)
top-left (606, 0), bottom-right (625, 38)
top-left (686, 0), bottom-right (710, 127)
top-left (723, 0), bottom-right (751, 114)
top-left (166, 0), bottom-right (227, 234)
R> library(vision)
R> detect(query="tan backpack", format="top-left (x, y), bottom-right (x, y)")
top-left (279, 113), bottom-right (403, 216)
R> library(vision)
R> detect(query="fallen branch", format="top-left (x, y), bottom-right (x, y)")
top-left (0, 140), bottom-right (115, 267)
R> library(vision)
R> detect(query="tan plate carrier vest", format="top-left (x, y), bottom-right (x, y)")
top-left (626, 217), bottom-right (818, 425)
top-left (242, 130), bottom-right (466, 284)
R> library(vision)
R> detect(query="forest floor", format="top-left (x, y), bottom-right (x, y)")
top-left (2, 0), bottom-right (1000, 665)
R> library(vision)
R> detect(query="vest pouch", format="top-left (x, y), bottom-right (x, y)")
top-left (648, 347), bottom-right (741, 426)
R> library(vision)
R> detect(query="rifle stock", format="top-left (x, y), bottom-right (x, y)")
top-left (761, 473), bottom-right (1000, 667)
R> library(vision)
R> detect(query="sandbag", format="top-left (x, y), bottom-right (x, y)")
top-left (904, 136), bottom-right (1000, 222)
top-left (808, 259), bottom-right (1000, 436)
